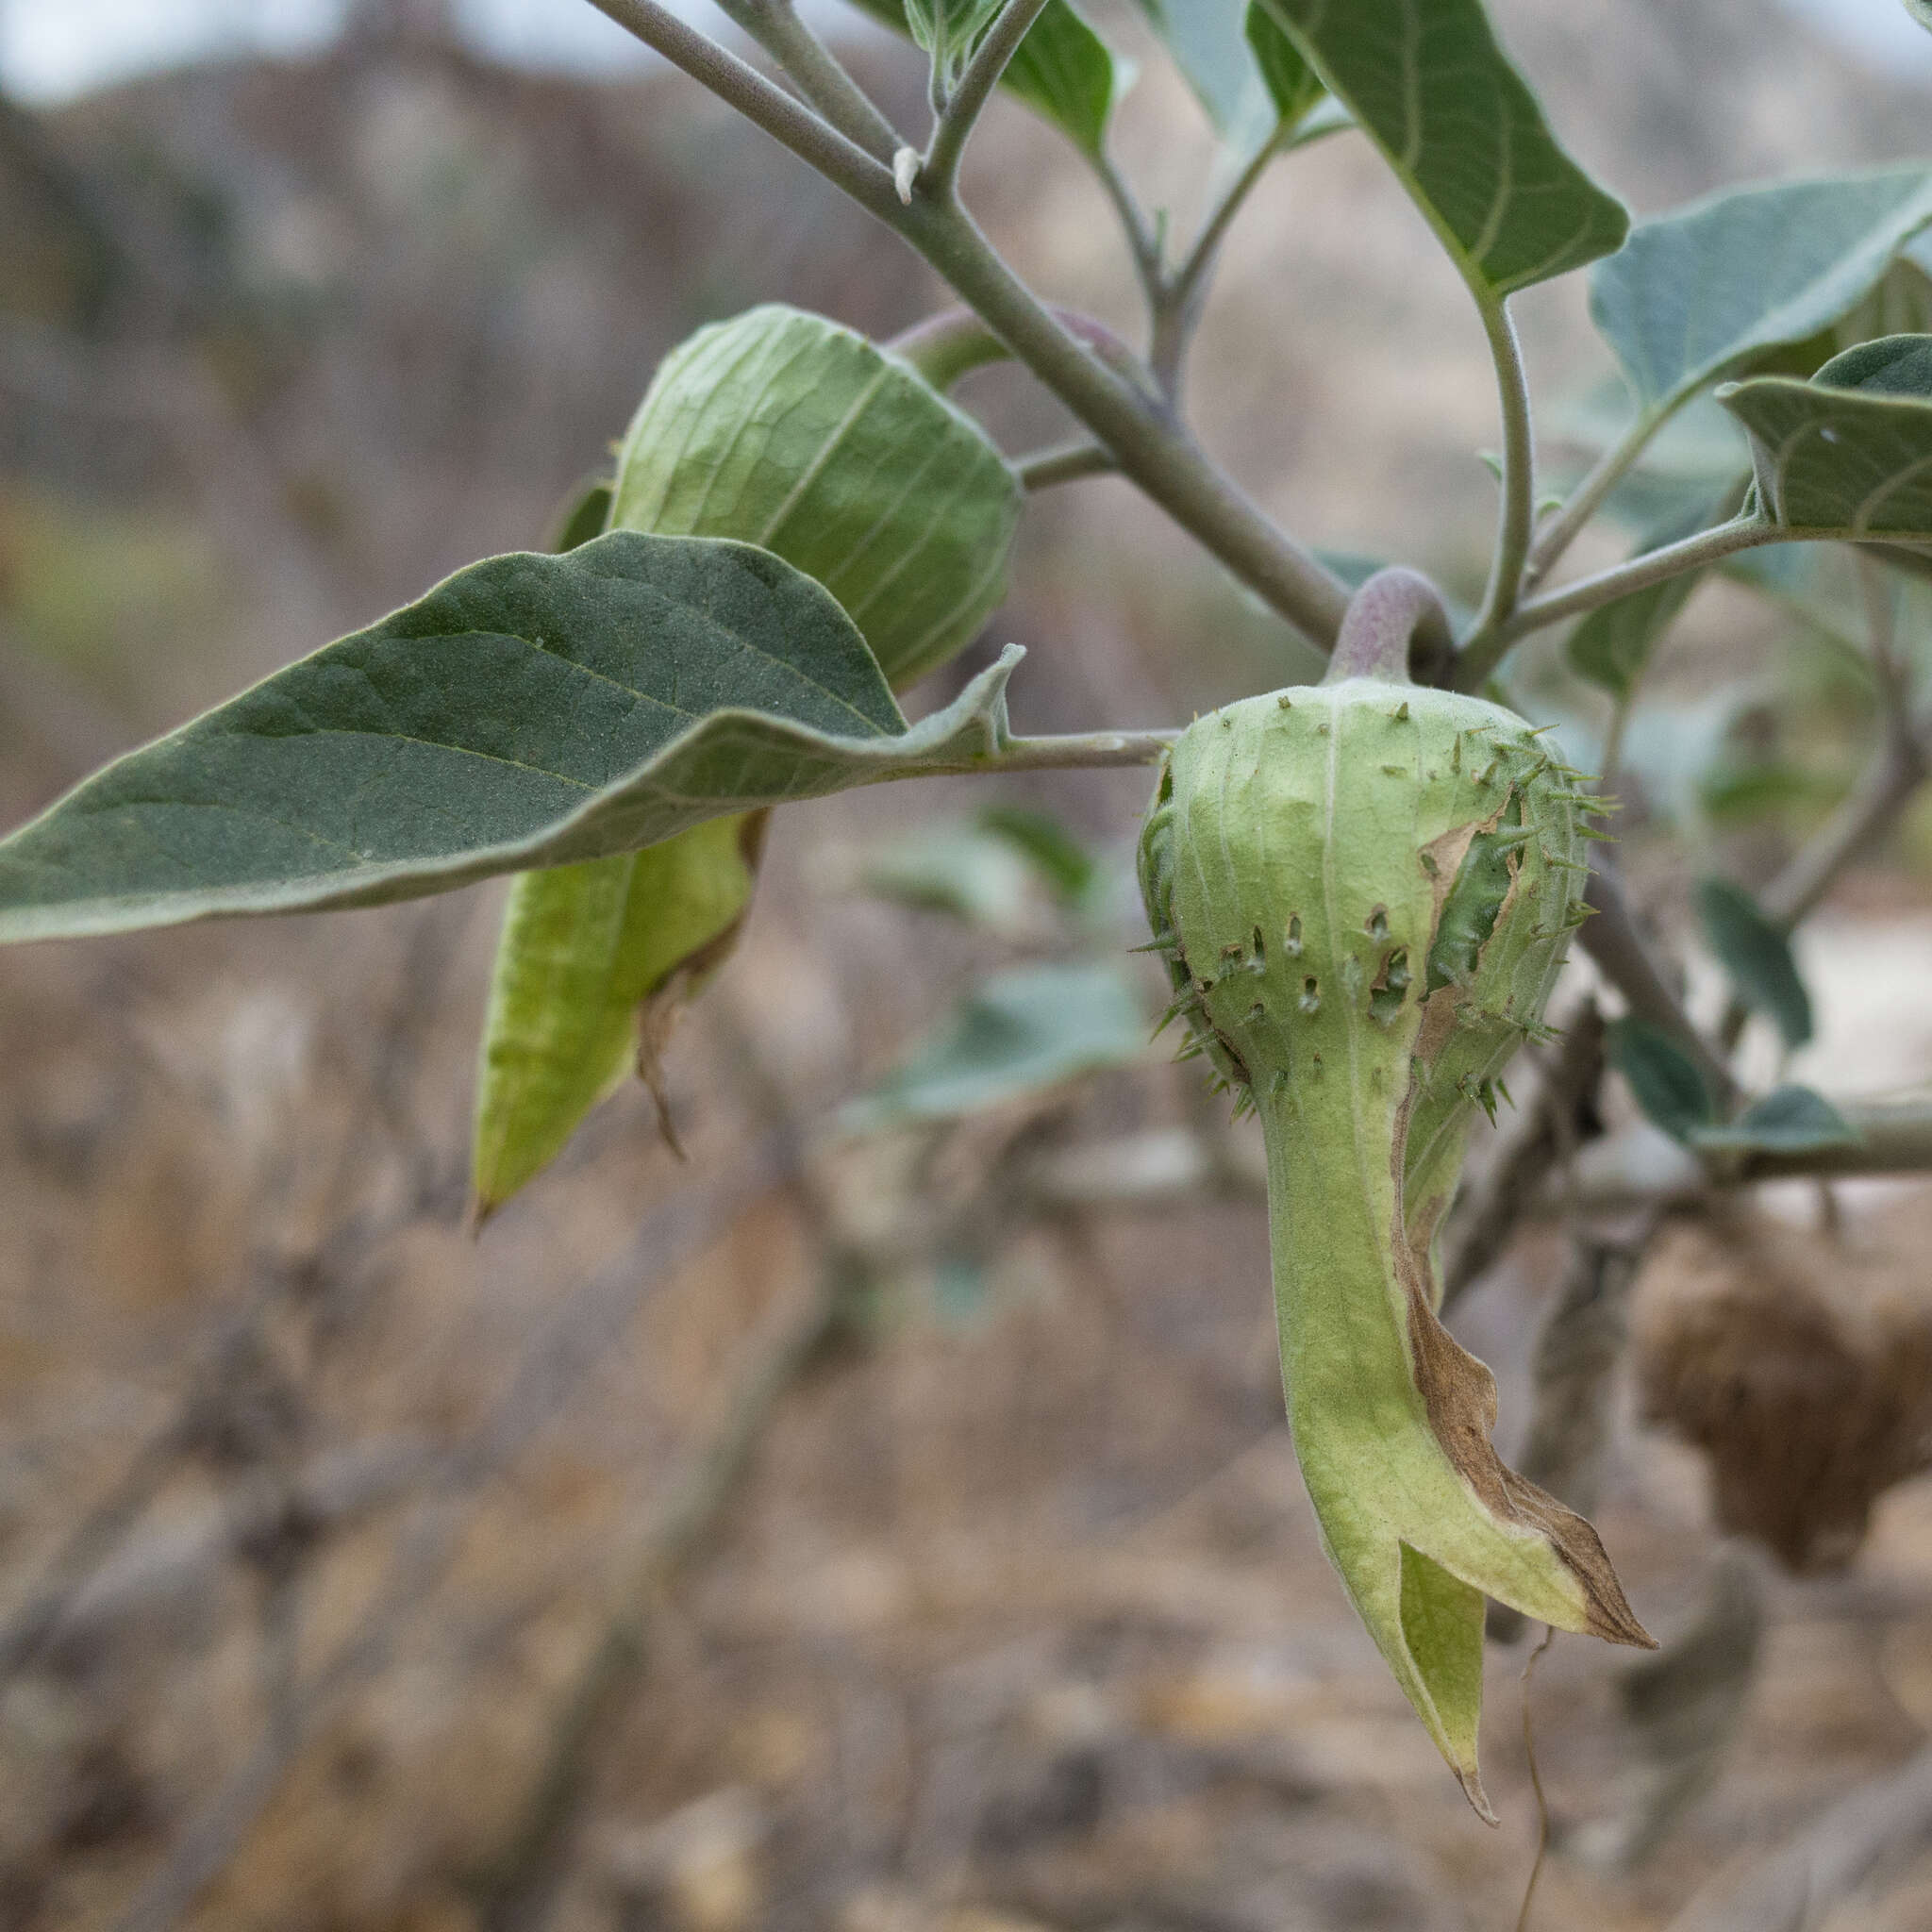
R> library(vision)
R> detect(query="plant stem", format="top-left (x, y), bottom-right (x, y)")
top-left (1458, 300), bottom-right (1537, 679)
top-left (1017, 440), bottom-right (1116, 490)
top-left (1095, 153), bottom-right (1166, 317)
top-left (884, 305), bottom-right (1155, 396)
top-left (584, 0), bottom-right (1353, 649)
top-left (1524, 407), bottom-right (1663, 589)
top-left (1491, 514), bottom-right (1774, 656)
top-left (712, 0), bottom-right (903, 163)
top-left (924, 726), bottom-right (1179, 775)
top-left (923, 0), bottom-right (1054, 197)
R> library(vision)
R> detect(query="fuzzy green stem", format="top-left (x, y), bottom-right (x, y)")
top-left (711, 0), bottom-right (903, 163)
top-left (1464, 301), bottom-right (1537, 656)
top-left (580, 0), bottom-right (1353, 648)
top-left (1016, 441), bottom-right (1115, 490)
top-left (1326, 568), bottom-right (1447, 683)
top-left (1524, 405), bottom-right (1672, 590)
top-left (1474, 515), bottom-right (1774, 673)
top-left (923, 0), bottom-right (1055, 197)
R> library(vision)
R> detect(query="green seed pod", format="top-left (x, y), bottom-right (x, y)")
top-left (1138, 571), bottom-right (1654, 1819)
top-left (611, 303), bottom-right (1022, 687)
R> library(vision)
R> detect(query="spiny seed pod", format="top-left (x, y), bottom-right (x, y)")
top-left (1138, 570), bottom-right (1654, 1820)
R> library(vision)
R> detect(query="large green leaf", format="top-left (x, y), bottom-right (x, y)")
top-left (0, 532), bottom-right (1026, 943)
top-left (1719, 367), bottom-right (1932, 538)
top-left (845, 0), bottom-right (1124, 157)
top-left (1590, 169), bottom-right (1932, 425)
top-left (1251, 0), bottom-right (1626, 301)
top-left (840, 961), bottom-right (1147, 1134)
top-left (613, 305), bottom-right (1021, 689)
top-left (473, 814), bottom-right (764, 1214)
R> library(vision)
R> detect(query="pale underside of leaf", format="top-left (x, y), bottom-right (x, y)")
top-left (1589, 167), bottom-right (1932, 420)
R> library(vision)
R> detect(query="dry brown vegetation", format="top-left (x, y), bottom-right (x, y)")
top-left (7, 6), bottom-right (1932, 1929)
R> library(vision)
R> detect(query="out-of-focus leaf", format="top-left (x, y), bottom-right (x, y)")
top-left (1719, 370), bottom-right (1932, 539)
top-left (0, 534), bottom-right (1027, 942)
top-left (1695, 876), bottom-right (1814, 1049)
top-left (1813, 331), bottom-right (1932, 399)
top-left (841, 961), bottom-right (1146, 1134)
top-left (1907, 1), bottom-right (1932, 36)
top-left (1607, 1017), bottom-right (1717, 1143)
top-left (1243, 1), bottom-right (1332, 134)
top-left (1252, 0), bottom-right (1627, 301)
top-left (846, 0), bottom-right (1124, 156)
top-left (976, 803), bottom-right (1097, 906)
top-left (1690, 1085), bottom-right (1859, 1156)
top-left (860, 822), bottom-right (1047, 936)
top-left (1721, 542), bottom-right (1868, 651)
top-left (614, 305), bottom-right (1021, 688)
top-left (473, 814), bottom-right (764, 1215)
top-left (1590, 170), bottom-right (1932, 420)
top-left (1567, 489), bottom-right (1737, 702)
top-left (1133, 0), bottom-right (1271, 143)
top-left (548, 477), bottom-right (612, 554)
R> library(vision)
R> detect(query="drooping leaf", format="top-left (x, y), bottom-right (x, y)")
top-left (1251, 0), bottom-right (1627, 302)
top-left (1607, 1016), bottom-right (1717, 1143)
top-left (1589, 169), bottom-right (1932, 427)
top-left (1719, 369), bottom-right (1932, 539)
top-left (1132, 0), bottom-right (1273, 143)
top-left (1695, 876), bottom-right (1813, 1049)
top-left (1690, 1084), bottom-right (1860, 1157)
top-left (613, 305), bottom-right (1021, 689)
top-left (845, 0), bottom-right (1124, 156)
top-left (840, 961), bottom-right (1146, 1134)
top-left (0, 532), bottom-right (1026, 943)
top-left (476, 306), bottom-right (1023, 1213)
top-left (473, 813), bottom-right (765, 1215)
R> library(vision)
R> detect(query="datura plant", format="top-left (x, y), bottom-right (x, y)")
top-left (1138, 572), bottom-right (1654, 1813)
top-left (8, 0), bottom-right (1932, 1841)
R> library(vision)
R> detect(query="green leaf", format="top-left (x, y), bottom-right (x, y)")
top-left (1607, 1017), bottom-right (1716, 1143)
top-left (1912, 2), bottom-right (1932, 35)
top-left (840, 961), bottom-right (1146, 1134)
top-left (846, 0), bottom-right (1124, 156)
top-left (1719, 369), bottom-right (1932, 539)
top-left (1590, 170), bottom-right (1932, 424)
top-left (1133, 0), bottom-right (1272, 142)
top-left (1251, 0), bottom-right (1627, 301)
top-left (1565, 488), bottom-right (1736, 702)
top-left (473, 814), bottom-right (763, 1216)
top-left (1690, 1084), bottom-right (1860, 1156)
top-left (1695, 875), bottom-right (1813, 1049)
top-left (613, 305), bottom-right (1021, 689)
top-left (1243, 1), bottom-right (1327, 131)
top-left (1813, 331), bottom-right (1932, 399)
top-left (0, 532), bottom-right (1027, 943)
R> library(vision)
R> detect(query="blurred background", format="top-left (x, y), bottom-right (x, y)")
top-left (6, 2), bottom-right (1932, 1929)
